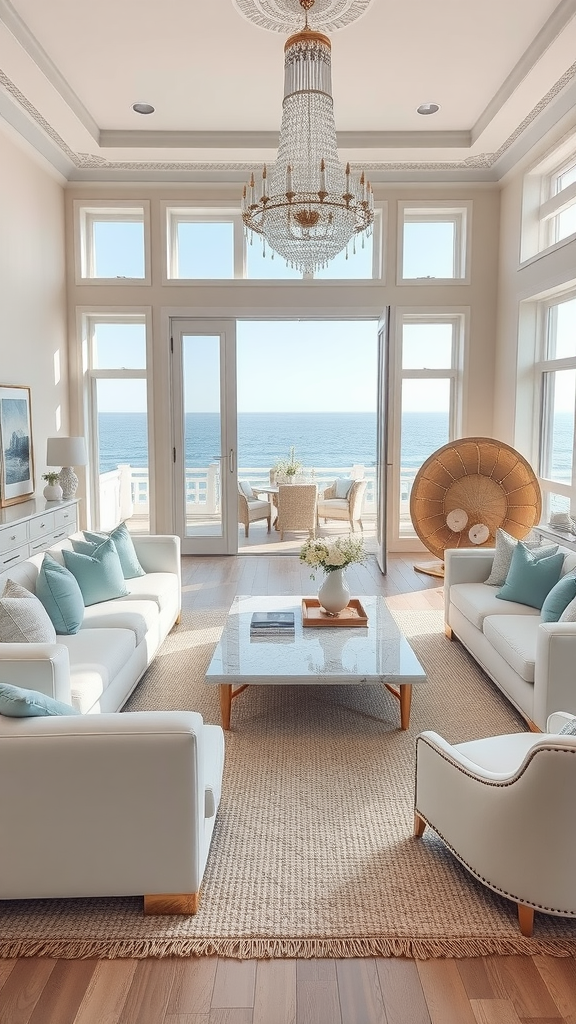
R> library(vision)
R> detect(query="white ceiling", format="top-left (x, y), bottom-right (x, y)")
top-left (1, 0), bottom-right (576, 182)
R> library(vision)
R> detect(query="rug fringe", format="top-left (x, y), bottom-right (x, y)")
top-left (1, 935), bottom-right (576, 960)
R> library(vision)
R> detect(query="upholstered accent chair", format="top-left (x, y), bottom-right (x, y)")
top-left (238, 481), bottom-right (272, 538)
top-left (277, 483), bottom-right (317, 541)
top-left (317, 479), bottom-right (367, 533)
top-left (414, 711), bottom-right (576, 936)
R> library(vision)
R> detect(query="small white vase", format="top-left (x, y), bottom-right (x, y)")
top-left (318, 568), bottom-right (351, 616)
top-left (43, 482), bottom-right (63, 501)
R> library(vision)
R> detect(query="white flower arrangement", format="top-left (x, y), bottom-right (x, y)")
top-left (299, 535), bottom-right (366, 578)
top-left (273, 445), bottom-right (302, 478)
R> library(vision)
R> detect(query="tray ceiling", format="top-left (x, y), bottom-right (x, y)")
top-left (0, 0), bottom-right (575, 182)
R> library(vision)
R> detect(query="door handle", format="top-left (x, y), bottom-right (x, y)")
top-left (229, 449), bottom-right (235, 474)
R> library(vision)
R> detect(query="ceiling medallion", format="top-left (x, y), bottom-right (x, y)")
top-left (241, 0), bottom-right (373, 274)
top-left (231, 0), bottom-right (374, 33)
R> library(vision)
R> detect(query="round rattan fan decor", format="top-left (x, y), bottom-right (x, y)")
top-left (409, 437), bottom-right (542, 562)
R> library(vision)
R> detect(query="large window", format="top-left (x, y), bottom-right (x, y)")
top-left (393, 313), bottom-right (464, 541)
top-left (164, 205), bottom-right (383, 280)
top-left (536, 294), bottom-right (576, 523)
top-left (521, 132), bottom-right (576, 262)
top-left (84, 315), bottom-right (150, 532)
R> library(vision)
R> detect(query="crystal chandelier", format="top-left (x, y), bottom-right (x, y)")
top-left (241, 0), bottom-right (374, 275)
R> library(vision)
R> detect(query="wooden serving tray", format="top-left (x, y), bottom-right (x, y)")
top-left (301, 597), bottom-right (368, 627)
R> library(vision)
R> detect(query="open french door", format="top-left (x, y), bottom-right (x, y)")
top-left (376, 308), bottom-right (391, 574)
top-left (171, 319), bottom-right (238, 555)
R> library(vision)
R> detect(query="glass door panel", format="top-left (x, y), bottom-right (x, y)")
top-left (171, 320), bottom-right (237, 554)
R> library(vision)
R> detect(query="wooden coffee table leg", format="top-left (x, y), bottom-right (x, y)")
top-left (399, 684), bottom-right (412, 730)
top-left (219, 684), bottom-right (232, 730)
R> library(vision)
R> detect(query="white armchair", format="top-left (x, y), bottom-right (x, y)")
top-left (0, 710), bottom-right (224, 915)
top-left (238, 481), bottom-right (272, 537)
top-left (414, 712), bottom-right (576, 936)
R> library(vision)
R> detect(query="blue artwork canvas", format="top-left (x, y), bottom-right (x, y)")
top-left (0, 386), bottom-right (34, 507)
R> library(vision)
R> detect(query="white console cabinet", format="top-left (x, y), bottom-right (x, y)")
top-left (0, 497), bottom-right (78, 572)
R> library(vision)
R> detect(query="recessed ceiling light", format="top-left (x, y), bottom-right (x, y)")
top-left (132, 102), bottom-right (155, 115)
top-left (417, 102), bottom-right (440, 115)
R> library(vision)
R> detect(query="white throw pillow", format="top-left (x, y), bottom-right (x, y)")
top-left (334, 477), bottom-right (353, 499)
top-left (239, 480), bottom-right (255, 500)
top-left (485, 528), bottom-right (554, 587)
top-left (0, 579), bottom-right (57, 643)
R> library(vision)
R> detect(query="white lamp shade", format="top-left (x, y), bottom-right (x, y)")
top-left (46, 436), bottom-right (87, 467)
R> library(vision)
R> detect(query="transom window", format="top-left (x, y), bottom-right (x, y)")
top-left (164, 205), bottom-right (383, 280)
top-left (75, 202), bottom-right (150, 283)
top-left (521, 132), bottom-right (576, 262)
top-left (397, 202), bottom-right (471, 283)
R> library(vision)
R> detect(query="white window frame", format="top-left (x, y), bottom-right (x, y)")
top-left (396, 201), bottom-right (471, 285)
top-left (387, 308), bottom-right (466, 550)
top-left (80, 309), bottom-right (153, 531)
top-left (520, 129), bottom-right (576, 265)
top-left (74, 201), bottom-right (151, 285)
top-left (162, 202), bottom-right (385, 282)
top-left (533, 289), bottom-right (576, 524)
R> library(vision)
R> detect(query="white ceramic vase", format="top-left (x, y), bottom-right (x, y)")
top-left (43, 482), bottom-right (63, 501)
top-left (318, 567), bottom-right (351, 615)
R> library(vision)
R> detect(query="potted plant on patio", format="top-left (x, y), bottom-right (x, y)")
top-left (273, 445), bottom-right (302, 483)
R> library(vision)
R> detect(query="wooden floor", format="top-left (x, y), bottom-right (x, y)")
top-left (2, 553), bottom-right (575, 1024)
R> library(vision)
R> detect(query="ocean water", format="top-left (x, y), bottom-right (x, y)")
top-left (97, 410), bottom-right (574, 477)
top-left (97, 411), bottom-right (451, 474)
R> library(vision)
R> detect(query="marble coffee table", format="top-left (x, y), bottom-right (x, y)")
top-left (205, 595), bottom-right (426, 730)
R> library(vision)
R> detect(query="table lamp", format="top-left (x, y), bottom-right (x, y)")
top-left (46, 436), bottom-right (87, 499)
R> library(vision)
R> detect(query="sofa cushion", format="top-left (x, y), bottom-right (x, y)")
top-left (0, 579), bottom-right (56, 644)
top-left (496, 543), bottom-right (564, 609)
top-left (63, 538), bottom-right (130, 606)
top-left (82, 599), bottom-right (159, 645)
top-left (0, 682), bottom-right (79, 717)
top-left (83, 524), bottom-right (145, 580)
top-left (482, 615), bottom-right (538, 683)
top-left (450, 582), bottom-right (539, 630)
top-left (36, 555), bottom-right (85, 635)
top-left (559, 718), bottom-right (576, 735)
top-left (60, 627), bottom-right (137, 713)
top-left (541, 571), bottom-right (576, 623)
top-left (560, 595), bottom-right (576, 622)
top-left (122, 572), bottom-right (178, 613)
top-left (484, 528), bottom-right (555, 587)
top-left (318, 498), bottom-right (349, 513)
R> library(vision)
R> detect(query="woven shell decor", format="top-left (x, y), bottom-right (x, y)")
top-left (409, 437), bottom-right (542, 561)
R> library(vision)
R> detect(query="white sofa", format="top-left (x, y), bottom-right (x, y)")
top-left (444, 544), bottom-right (576, 730)
top-left (0, 532), bottom-right (226, 913)
top-left (0, 533), bottom-right (182, 713)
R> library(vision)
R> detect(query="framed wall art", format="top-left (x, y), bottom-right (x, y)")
top-left (0, 385), bottom-right (35, 507)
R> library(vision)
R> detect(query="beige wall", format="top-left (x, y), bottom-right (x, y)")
top-left (65, 183), bottom-right (500, 533)
top-left (0, 129), bottom-right (67, 492)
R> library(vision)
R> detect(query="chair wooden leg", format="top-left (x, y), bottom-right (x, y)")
top-left (144, 892), bottom-right (199, 915)
top-left (517, 903), bottom-right (534, 937)
top-left (245, 525), bottom-right (249, 538)
top-left (445, 624), bottom-right (453, 640)
top-left (359, 519), bottom-right (363, 532)
top-left (267, 516), bottom-right (271, 532)
top-left (414, 813), bottom-right (426, 837)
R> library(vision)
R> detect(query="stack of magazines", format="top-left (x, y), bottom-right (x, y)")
top-left (250, 611), bottom-right (295, 636)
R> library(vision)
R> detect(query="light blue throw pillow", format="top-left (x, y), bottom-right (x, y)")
top-left (496, 542), bottom-right (565, 610)
top-left (334, 477), bottom-right (354, 499)
top-left (36, 555), bottom-right (85, 634)
top-left (541, 571), bottom-right (576, 622)
top-left (0, 682), bottom-right (80, 717)
top-left (83, 523), bottom-right (145, 580)
top-left (63, 537), bottom-right (130, 606)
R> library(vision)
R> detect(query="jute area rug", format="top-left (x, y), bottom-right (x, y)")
top-left (2, 603), bottom-right (576, 961)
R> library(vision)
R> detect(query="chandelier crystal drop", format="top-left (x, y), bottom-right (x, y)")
top-left (241, 0), bottom-right (374, 275)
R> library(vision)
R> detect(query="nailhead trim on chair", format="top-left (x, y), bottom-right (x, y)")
top-left (414, 737), bottom-right (576, 916)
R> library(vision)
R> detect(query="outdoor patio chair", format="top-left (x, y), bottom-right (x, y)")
top-left (238, 481), bottom-right (272, 537)
top-left (277, 483), bottom-right (317, 541)
top-left (317, 478), bottom-right (367, 532)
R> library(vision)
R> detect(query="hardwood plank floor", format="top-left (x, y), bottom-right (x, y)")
top-left (1, 552), bottom-right (575, 1023)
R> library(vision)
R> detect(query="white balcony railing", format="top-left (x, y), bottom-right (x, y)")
top-left (98, 463), bottom-right (418, 531)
